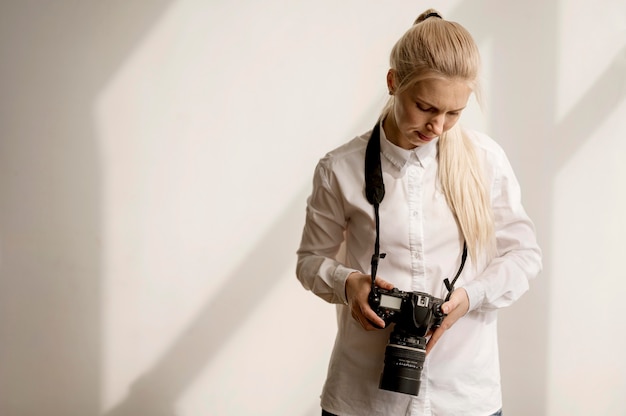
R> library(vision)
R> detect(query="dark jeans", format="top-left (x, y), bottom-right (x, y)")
top-left (322, 409), bottom-right (502, 416)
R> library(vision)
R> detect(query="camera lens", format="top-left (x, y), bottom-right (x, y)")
top-left (378, 329), bottom-right (427, 396)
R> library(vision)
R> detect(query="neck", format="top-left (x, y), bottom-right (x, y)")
top-left (382, 114), bottom-right (416, 150)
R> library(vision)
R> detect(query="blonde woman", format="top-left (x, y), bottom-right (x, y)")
top-left (296, 9), bottom-right (541, 416)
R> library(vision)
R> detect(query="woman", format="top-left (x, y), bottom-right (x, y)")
top-left (296, 9), bottom-right (542, 416)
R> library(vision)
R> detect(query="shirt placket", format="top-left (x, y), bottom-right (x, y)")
top-left (407, 152), bottom-right (425, 292)
top-left (406, 152), bottom-right (432, 415)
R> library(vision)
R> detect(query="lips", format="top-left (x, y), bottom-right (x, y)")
top-left (417, 131), bottom-right (436, 142)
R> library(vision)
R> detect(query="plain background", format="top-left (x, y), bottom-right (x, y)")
top-left (1, 0), bottom-right (625, 415)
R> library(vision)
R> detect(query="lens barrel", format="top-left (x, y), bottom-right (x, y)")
top-left (378, 331), bottom-right (427, 396)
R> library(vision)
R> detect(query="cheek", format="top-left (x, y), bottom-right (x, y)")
top-left (393, 104), bottom-right (408, 127)
top-left (397, 106), bottom-right (422, 126)
top-left (394, 100), bottom-right (424, 128)
top-left (409, 109), bottom-right (427, 126)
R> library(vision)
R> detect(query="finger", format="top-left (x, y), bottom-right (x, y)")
top-left (363, 318), bottom-right (382, 331)
top-left (361, 304), bottom-right (386, 329)
top-left (352, 304), bottom-right (384, 330)
top-left (358, 314), bottom-right (382, 331)
top-left (426, 326), bottom-right (445, 354)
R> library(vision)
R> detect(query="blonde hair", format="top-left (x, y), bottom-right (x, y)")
top-left (382, 9), bottom-right (495, 261)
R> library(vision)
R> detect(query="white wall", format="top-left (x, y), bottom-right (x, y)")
top-left (0, 1), bottom-right (625, 415)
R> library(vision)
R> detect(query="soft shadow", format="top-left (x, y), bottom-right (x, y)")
top-left (102, 90), bottom-right (383, 416)
top-left (0, 2), bottom-right (171, 416)
top-left (103, 189), bottom-right (309, 416)
top-left (552, 44), bottom-right (626, 169)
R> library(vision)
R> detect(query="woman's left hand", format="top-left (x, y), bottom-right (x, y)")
top-left (426, 288), bottom-right (469, 354)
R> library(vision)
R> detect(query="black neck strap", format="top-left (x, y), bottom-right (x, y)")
top-left (364, 122), bottom-right (386, 284)
top-left (364, 121), bottom-right (467, 301)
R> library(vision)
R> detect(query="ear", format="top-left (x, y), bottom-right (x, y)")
top-left (386, 69), bottom-right (396, 94)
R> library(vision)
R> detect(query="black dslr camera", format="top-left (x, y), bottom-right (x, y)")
top-left (368, 287), bottom-right (446, 396)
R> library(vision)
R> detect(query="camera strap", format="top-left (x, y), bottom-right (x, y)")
top-left (364, 121), bottom-right (467, 301)
top-left (364, 121), bottom-right (386, 286)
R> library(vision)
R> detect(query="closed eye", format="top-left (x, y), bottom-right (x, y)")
top-left (417, 103), bottom-right (436, 113)
top-left (417, 101), bottom-right (465, 116)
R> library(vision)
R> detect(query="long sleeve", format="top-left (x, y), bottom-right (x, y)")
top-left (463, 145), bottom-right (543, 311)
top-left (296, 159), bottom-right (358, 305)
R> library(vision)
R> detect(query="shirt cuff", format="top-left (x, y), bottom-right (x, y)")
top-left (462, 280), bottom-right (486, 312)
top-left (334, 264), bottom-right (359, 305)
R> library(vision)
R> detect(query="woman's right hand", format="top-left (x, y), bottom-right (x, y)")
top-left (345, 272), bottom-right (394, 330)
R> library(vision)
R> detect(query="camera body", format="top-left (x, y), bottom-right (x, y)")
top-left (368, 286), bottom-right (446, 396)
top-left (369, 287), bottom-right (445, 334)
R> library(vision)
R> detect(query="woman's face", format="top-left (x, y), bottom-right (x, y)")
top-left (385, 72), bottom-right (472, 149)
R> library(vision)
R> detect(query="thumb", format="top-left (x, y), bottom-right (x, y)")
top-left (442, 288), bottom-right (468, 314)
top-left (374, 276), bottom-right (394, 290)
top-left (442, 296), bottom-right (457, 314)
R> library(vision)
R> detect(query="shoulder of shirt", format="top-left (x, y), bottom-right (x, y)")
top-left (317, 130), bottom-right (370, 167)
top-left (463, 128), bottom-right (507, 160)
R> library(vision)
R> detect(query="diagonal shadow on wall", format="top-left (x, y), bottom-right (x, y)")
top-left (0, 2), bottom-right (172, 416)
top-left (552, 45), bottom-right (626, 169)
top-left (102, 96), bottom-right (383, 415)
top-left (104, 189), bottom-right (309, 416)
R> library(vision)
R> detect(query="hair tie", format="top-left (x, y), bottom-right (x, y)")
top-left (424, 12), bottom-right (442, 20)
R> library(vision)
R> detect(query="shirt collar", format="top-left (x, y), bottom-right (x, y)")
top-left (378, 120), bottom-right (439, 170)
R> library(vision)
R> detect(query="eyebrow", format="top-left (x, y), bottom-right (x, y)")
top-left (416, 98), bottom-right (466, 113)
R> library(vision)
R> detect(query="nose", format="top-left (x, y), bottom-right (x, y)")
top-left (427, 114), bottom-right (444, 136)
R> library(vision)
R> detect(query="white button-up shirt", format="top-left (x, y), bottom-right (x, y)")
top-left (296, 124), bottom-right (542, 416)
